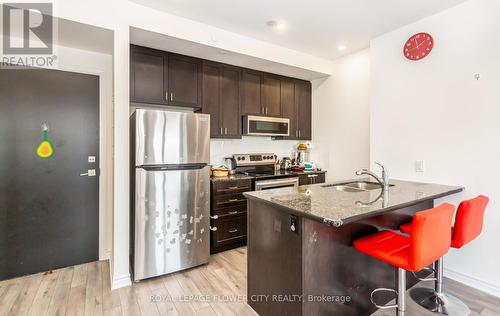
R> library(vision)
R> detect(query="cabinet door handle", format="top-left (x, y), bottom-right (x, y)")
top-left (228, 211), bottom-right (238, 215)
top-left (228, 229), bottom-right (238, 233)
top-left (165, 91), bottom-right (168, 101)
top-left (210, 226), bottom-right (217, 231)
top-left (298, 130), bottom-right (301, 137)
top-left (295, 130), bottom-right (298, 137)
top-left (210, 215), bottom-right (219, 219)
top-left (307, 174), bottom-right (318, 178)
top-left (170, 92), bottom-right (174, 101)
top-left (265, 107), bottom-right (268, 115)
top-left (224, 127), bottom-right (228, 135)
top-left (220, 127), bottom-right (223, 135)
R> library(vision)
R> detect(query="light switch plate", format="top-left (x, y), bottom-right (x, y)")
top-left (88, 156), bottom-right (96, 163)
top-left (415, 160), bottom-right (425, 173)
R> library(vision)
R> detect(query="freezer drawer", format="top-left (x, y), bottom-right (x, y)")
top-left (133, 166), bottom-right (210, 281)
top-left (134, 109), bottom-right (210, 166)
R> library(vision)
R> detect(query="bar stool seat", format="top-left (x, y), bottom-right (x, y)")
top-left (354, 231), bottom-right (412, 271)
top-left (353, 203), bottom-right (455, 316)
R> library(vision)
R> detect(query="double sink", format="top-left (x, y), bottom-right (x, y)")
top-left (322, 181), bottom-right (393, 192)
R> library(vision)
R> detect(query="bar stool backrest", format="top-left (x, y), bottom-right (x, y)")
top-left (451, 195), bottom-right (489, 249)
top-left (409, 203), bottom-right (455, 271)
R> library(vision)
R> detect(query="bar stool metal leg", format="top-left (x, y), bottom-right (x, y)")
top-left (397, 268), bottom-right (406, 316)
top-left (410, 258), bottom-right (471, 315)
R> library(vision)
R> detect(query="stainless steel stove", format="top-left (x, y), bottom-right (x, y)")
top-left (233, 153), bottom-right (299, 190)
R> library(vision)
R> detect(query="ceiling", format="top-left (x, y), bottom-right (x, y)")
top-left (131, 0), bottom-right (468, 60)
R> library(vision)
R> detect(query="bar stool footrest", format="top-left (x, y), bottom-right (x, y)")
top-left (370, 288), bottom-right (398, 310)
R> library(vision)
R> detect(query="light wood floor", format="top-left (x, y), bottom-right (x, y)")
top-left (1, 247), bottom-right (499, 316)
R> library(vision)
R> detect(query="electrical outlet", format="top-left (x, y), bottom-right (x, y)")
top-left (415, 160), bottom-right (425, 173)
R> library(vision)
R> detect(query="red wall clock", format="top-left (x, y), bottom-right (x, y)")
top-left (404, 32), bottom-right (434, 61)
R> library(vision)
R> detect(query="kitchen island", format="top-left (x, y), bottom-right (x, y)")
top-left (243, 179), bottom-right (463, 316)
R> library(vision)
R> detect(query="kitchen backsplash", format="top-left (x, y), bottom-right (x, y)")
top-left (210, 137), bottom-right (299, 167)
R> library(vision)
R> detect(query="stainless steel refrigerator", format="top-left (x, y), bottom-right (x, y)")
top-left (130, 109), bottom-right (210, 281)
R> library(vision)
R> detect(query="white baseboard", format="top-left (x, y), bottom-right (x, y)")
top-left (445, 268), bottom-right (500, 298)
top-left (111, 274), bottom-right (132, 290)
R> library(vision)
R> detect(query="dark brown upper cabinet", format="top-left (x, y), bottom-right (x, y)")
top-left (241, 69), bottom-right (263, 116)
top-left (130, 45), bottom-right (168, 105)
top-left (279, 79), bottom-right (312, 140)
top-left (130, 45), bottom-right (202, 108)
top-left (168, 54), bottom-right (202, 108)
top-left (280, 78), bottom-right (297, 139)
top-left (295, 80), bottom-right (312, 140)
top-left (202, 61), bottom-right (241, 139)
top-left (262, 74), bottom-right (282, 116)
top-left (130, 45), bottom-right (312, 141)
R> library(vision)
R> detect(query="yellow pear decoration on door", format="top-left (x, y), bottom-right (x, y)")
top-left (36, 123), bottom-right (54, 159)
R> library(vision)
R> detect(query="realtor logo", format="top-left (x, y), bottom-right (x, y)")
top-left (2, 3), bottom-right (53, 54)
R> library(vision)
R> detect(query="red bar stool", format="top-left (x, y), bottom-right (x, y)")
top-left (354, 203), bottom-right (455, 316)
top-left (399, 195), bottom-right (489, 315)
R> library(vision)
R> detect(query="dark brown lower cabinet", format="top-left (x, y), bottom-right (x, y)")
top-left (298, 172), bottom-right (326, 186)
top-left (210, 178), bottom-right (252, 253)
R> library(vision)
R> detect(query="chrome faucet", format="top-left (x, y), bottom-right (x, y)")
top-left (355, 162), bottom-right (389, 192)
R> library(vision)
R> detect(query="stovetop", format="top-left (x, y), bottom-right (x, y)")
top-left (231, 153), bottom-right (298, 180)
top-left (239, 169), bottom-right (298, 180)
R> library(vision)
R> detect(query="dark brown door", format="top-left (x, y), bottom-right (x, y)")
top-left (0, 68), bottom-right (99, 281)
top-left (262, 74), bottom-right (281, 116)
top-left (281, 78), bottom-right (297, 139)
top-left (241, 69), bottom-right (263, 116)
top-left (130, 45), bottom-right (168, 105)
top-left (295, 80), bottom-right (312, 140)
top-left (220, 65), bottom-right (241, 138)
top-left (168, 53), bottom-right (202, 108)
top-left (202, 61), bottom-right (222, 137)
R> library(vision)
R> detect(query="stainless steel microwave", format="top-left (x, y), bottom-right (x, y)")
top-left (242, 115), bottom-right (290, 137)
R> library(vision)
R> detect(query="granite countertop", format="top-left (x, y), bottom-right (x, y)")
top-left (244, 178), bottom-right (463, 227)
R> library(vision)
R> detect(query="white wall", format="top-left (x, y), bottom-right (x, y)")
top-left (311, 49), bottom-right (371, 181)
top-left (371, 0), bottom-right (500, 296)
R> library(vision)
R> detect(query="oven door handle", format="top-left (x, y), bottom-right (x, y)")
top-left (255, 178), bottom-right (299, 190)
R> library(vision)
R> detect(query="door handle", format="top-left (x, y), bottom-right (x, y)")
top-left (170, 92), bottom-right (174, 101)
top-left (210, 226), bottom-right (217, 231)
top-left (224, 127), bottom-right (228, 135)
top-left (228, 229), bottom-right (238, 233)
top-left (210, 215), bottom-right (218, 219)
top-left (80, 169), bottom-right (96, 177)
